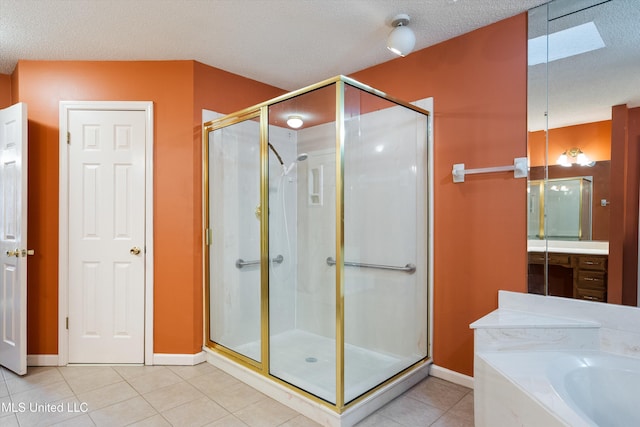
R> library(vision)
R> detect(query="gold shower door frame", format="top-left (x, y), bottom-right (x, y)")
top-left (203, 75), bottom-right (431, 413)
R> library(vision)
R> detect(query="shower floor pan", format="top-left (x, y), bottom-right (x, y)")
top-left (234, 329), bottom-right (420, 403)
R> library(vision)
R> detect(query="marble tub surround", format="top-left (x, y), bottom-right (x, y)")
top-left (471, 309), bottom-right (600, 352)
top-left (497, 290), bottom-right (640, 358)
top-left (472, 291), bottom-right (640, 427)
top-left (474, 352), bottom-right (589, 427)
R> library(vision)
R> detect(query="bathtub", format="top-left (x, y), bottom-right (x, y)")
top-left (548, 352), bottom-right (640, 427)
top-left (475, 350), bottom-right (640, 427)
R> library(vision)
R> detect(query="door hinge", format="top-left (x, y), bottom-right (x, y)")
top-left (67, 132), bottom-right (70, 145)
top-left (66, 317), bottom-right (69, 329)
top-left (205, 228), bottom-right (213, 245)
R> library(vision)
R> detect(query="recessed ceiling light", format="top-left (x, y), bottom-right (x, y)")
top-left (528, 21), bottom-right (605, 66)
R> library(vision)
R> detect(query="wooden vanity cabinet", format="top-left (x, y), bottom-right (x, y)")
top-left (575, 255), bottom-right (607, 302)
top-left (527, 252), bottom-right (608, 302)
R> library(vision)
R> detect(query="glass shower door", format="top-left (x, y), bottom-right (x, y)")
top-left (267, 85), bottom-right (338, 404)
top-left (207, 114), bottom-right (262, 364)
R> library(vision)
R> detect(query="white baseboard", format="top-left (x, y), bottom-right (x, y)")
top-left (27, 354), bottom-right (59, 366)
top-left (153, 352), bottom-right (206, 366)
top-left (430, 364), bottom-right (474, 389)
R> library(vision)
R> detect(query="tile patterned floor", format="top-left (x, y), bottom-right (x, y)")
top-left (0, 363), bottom-right (474, 427)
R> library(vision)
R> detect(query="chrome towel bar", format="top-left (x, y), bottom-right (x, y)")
top-left (326, 257), bottom-right (416, 274)
top-left (235, 254), bottom-right (284, 269)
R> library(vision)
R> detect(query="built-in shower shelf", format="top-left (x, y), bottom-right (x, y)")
top-left (308, 164), bottom-right (323, 206)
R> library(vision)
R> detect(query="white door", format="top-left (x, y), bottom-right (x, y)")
top-left (67, 109), bottom-right (146, 364)
top-left (0, 103), bottom-right (28, 375)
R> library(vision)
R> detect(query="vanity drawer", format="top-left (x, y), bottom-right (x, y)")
top-left (577, 270), bottom-right (606, 289)
top-left (576, 287), bottom-right (606, 302)
top-left (528, 252), bottom-right (546, 264)
top-left (578, 256), bottom-right (607, 271)
top-left (548, 253), bottom-right (571, 266)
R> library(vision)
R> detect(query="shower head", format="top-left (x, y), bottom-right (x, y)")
top-left (284, 153), bottom-right (309, 175)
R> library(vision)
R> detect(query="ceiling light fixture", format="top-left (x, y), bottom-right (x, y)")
top-left (286, 115), bottom-right (303, 129)
top-left (387, 14), bottom-right (416, 57)
top-left (557, 147), bottom-right (595, 167)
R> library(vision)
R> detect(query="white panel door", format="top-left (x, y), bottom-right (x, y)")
top-left (0, 103), bottom-right (28, 375)
top-left (68, 109), bottom-right (146, 363)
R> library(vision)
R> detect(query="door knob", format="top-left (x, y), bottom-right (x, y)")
top-left (130, 247), bottom-right (142, 255)
top-left (6, 249), bottom-right (19, 257)
top-left (7, 249), bottom-right (36, 257)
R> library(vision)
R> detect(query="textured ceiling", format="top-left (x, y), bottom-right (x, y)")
top-left (0, 0), bottom-right (547, 90)
top-left (527, 0), bottom-right (640, 130)
top-left (1, 0), bottom-right (638, 130)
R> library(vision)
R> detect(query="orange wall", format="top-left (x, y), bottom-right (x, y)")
top-left (13, 60), bottom-right (283, 355)
top-left (352, 14), bottom-right (528, 376)
top-left (0, 73), bottom-right (11, 108)
top-left (528, 120), bottom-right (612, 167)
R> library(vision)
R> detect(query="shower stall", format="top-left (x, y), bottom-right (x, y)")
top-left (203, 76), bottom-right (430, 423)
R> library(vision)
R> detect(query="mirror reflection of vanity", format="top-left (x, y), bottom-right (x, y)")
top-left (527, 0), bottom-right (640, 305)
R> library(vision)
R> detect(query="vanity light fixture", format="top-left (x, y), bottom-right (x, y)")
top-left (287, 115), bottom-right (303, 129)
top-left (387, 14), bottom-right (416, 57)
top-left (557, 147), bottom-right (595, 167)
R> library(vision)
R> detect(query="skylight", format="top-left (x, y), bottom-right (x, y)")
top-left (528, 21), bottom-right (605, 66)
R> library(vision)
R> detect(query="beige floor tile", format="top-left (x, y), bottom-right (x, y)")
top-left (0, 381), bottom-right (9, 398)
top-left (3, 366), bottom-right (53, 381)
top-left (233, 397), bottom-right (299, 427)
top-left (50, 413), bottom-right (96, 426)
top-left (5, 367), bottom-right (65, 395)
top-left (16, 397), bottom-right (89, 427)
top-left (376, 395), bottom-right (445, 427)
top-left (0, 363), bottom-right (476, 427)
top-left (431, 411), bottom-right (475, 427)
top-left (128, 414), bottom-right (173, 426)
top-left (76, 380), bottom-right (139, 411)
top-left (126, 368), bottom-right (184, 394)
top-left (188, 369), bottom-right (242, 397)
top-left (161, 396), bottom-right (230, 427)
top-left (0, 395), bottom-right (16, 418)
top-left (355, 412), bottom-right (404, 427)
top-left (280, 414), bottom-right (323, 426)
top-left (167, 362), bottom-right (219, 380)
top-left (0, 413), bottom-right (19, 426)
top-left (59, 366), bottom-right (115, 380)
top-left (113, 365), bottom-right (165, 381)
top-left (406, 377), bottom-right (470, 412)
top-left (204, 414), bottom-right (249, 426)
top-left (448, 392), bottom-right (474, 423)
top-left (89, 395), bottom-right (157, 426)
top-left (11, 379), bottom-right (74, 407)
top-left (143, 380), bottom-right (205, 412)
top-left (62, 366), bottom-right (123, 394)
top-left (208, 380), bottom-right (266, 412)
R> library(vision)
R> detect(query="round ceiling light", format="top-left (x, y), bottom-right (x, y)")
top-left (287, 115), bottom-right (304, 129)
top-left (387, 14), bottom-right (416, 57)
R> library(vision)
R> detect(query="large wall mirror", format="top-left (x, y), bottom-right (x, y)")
top-left (527, 0), bottom-right (640, 305)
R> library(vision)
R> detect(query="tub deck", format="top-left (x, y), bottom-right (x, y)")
top-left (476, 350), bottom-right (595, 426)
